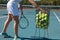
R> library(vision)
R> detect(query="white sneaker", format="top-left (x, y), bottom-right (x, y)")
top-left (0, 32), bottom-right (8, 36)
top-left (0, 32), bottom-right (12, 38)
top-left (14, 36), bottom-right (21, 40)
top-left (14, 36), bottom-right (17, 40)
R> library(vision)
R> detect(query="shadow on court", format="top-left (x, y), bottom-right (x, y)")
top-left (3, 36), bottom-right (59, 40)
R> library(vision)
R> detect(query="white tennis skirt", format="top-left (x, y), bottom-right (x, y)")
top-left (7, 1), bottom-right (19, 16)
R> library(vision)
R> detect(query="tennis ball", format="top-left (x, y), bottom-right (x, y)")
top-left (38, 14), bottom-right (41, 19)
top-left (36, 14), bottom-right (39, 17)
top-left (36, 22), bottom-right (41, 28)
top-left (36, 18), bottom-right (41, 28)
top-left (36, 17), bottom-right (38, 19)
top-left (41, 13), bottom-right (45, 18)
top-left (38, 11), bottom-right (42, 18)
top-left (41, 13), bottom-right (48, 21)
top-left (36, 13), bottom-right (39, 20)
top-left (44, 17), bottom-right (47, 20)
top-left (39, 11), bottom-right (41, 14)
top-left (45, 13), bottom-right (47, 16)
top-left (41, 18), bottom-right (44, 21)
top-left (39, 13), bottom-right (46, 19)
top-left (44, 15), bottom-right (48, 22)
top-left (41, 24), bottom-right (44, 28)
top-left (41, 22), bottom-right (48, 29)
top-left (40, 19), bottom-right (45, 24)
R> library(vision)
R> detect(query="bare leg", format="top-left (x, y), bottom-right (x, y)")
top-left (13, 16), bottom-right (18, 36)
top-left (2, 14), bottom-right (12, 33)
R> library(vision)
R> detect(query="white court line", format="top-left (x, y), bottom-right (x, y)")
top-left (0, 16), bottom-right (7, 19)
top-left (53, 12), bottom-right (60, 23)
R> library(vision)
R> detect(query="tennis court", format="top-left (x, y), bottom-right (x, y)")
top-left (0, 7), bottom-right (60, 40)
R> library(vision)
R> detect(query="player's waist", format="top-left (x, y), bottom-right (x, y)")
top-left (7, 1), bottom-right (18, 5)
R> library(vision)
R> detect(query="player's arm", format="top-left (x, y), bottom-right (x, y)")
top-left (29, 0), bottom-right (46, 13)
top-left (28, 0), bottom-right (42, 10)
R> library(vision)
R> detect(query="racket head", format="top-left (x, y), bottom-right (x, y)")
top-left (18, 16), bottom-right (29, 29)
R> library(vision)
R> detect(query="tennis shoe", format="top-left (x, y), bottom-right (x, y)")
top-left (0, 32), bottom-right (11, 38)
top-left (0, 32), bottom-right (8, 36)
top-left (14, 36), bottom-right (21, 40)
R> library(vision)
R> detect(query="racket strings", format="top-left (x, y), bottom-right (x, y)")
top-left (19, 16), bottom-right (29, 29)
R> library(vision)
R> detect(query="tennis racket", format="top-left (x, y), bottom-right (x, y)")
top-left (18, 4), bottom-right (29, 29)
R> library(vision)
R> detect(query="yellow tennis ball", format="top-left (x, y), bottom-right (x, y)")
top-left (36, 17), bottom-right (38, 19)
top-left (41, 18), bottom-right (44, 21)
top-left (36, 22), bottom-right (41, 28)
top-left (39, 15), bottom-right (42, 19)
top-left (39, 11), bottom-right (41, 14)
top-left (36, 14), bottom-right (39, 17)
top-left (44, 17), bottom-right (47, 20)
top-left (44, 14), bottom-right (48, 20)
top-left (41, 13), bottom-right (45, 17)
top-left (45, 14), bottom-right (47, 16)
top-left (39, 11), bottom-right (42, 18)
top-left (36, 13), bottom-right (39, 20)
top-left (41, 22), bottom-right (48, 29)
top-left (39, 13), bottom-right (45, 19)
top-left (41, 13), bottom-right (48, 21)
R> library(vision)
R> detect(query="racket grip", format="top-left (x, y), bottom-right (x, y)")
top-left (20, 4), bottom-right (23, 10)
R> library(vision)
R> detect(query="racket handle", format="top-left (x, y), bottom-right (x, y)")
top-left (20, 4), bottom-right (23, 10)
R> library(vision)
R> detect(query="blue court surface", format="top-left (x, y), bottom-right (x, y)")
top-left (0, 9), bottom-right (60, 40)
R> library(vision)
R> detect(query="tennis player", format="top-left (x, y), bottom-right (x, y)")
top-left (0, 0), bottom-right (45, 40)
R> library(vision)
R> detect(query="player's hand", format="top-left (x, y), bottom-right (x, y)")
top-left (40, 8), bottom-right (47, 13)
top-left (36, 6), bottom-right (47, 13)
